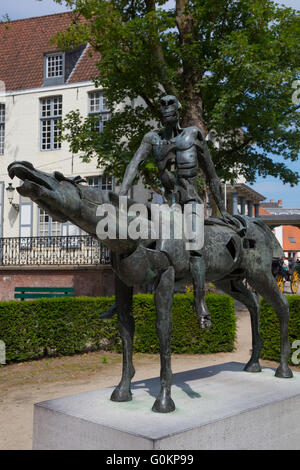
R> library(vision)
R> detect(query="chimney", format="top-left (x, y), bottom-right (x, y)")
top-left (278, 200), bottom-right (283, 207)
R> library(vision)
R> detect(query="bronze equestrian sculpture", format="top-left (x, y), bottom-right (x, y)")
top-left (119, 95), bottom-right (229, 329)
top-left (8, 161), bottom-right (293, 413)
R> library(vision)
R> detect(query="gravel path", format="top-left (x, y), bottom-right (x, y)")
top-left (0, 308), bottom-right (299, 450)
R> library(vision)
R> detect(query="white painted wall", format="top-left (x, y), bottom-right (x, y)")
top-left (273, 226), bottom-right (299, 260)
top-left (274, 225), bottom-right (283, 248)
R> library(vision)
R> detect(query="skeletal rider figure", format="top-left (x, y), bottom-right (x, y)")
top-left (119, 95), bottom-right (228, 328)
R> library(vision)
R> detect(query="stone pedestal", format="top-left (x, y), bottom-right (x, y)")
top-left (33, 362), bottom-right (300, 450)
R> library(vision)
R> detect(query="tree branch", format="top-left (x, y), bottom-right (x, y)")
top-left (223, 136), bottom-right (253, 156)
top-left (140, 93), bottom-right (160, 118)
top-left (175, 0), bottom-right (190, 41)
top-left (145, 0), bottom-right (177, 96)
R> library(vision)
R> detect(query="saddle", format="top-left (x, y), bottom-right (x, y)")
top-left (205, 214), bottom-right (249, 238)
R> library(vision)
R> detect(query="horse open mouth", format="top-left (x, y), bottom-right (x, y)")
top-left (8, 161), bottom-right (54, 193)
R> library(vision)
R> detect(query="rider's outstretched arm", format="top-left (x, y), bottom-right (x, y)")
top-left (119, 134), bottom-right (153, 196)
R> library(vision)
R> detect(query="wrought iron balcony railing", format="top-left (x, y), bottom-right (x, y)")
top-left (0, 236), bottom-right (111, 266)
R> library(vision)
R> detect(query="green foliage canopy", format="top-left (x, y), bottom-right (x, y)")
top-left (54, 0), bottom-right (300, 188)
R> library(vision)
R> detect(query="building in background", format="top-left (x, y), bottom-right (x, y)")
top-left (222, 183), bottom-right (265, 218)
top-left (259, 200), bottom-right (300, 261)
top-left (0, 12), bottom-right (116, 300)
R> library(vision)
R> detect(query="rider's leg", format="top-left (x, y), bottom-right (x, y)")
top-left (189, 252), bottom-right (212, 329)
top-left (184, 196), bottom-right (211, 329)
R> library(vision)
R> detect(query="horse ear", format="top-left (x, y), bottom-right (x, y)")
top-left (53, 171), bottom-right (66, 181)
top-left (72, 176), bottom-right (86, 184)
top-left (53, 172), bottom-right (86, 184)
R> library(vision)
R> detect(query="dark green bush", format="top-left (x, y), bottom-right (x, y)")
top-left (133, 293), bottom-right (236, 354)
top-left (0, 293), bottom-right (236, 363)
top-left (260, 296), bottom-right (300, 364)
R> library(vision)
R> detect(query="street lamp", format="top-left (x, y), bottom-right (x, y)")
top-left (6, 182), bottom-right (19, 212)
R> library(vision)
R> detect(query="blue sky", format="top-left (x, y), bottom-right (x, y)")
top-left (1, 0), bottom-right (299, 19)
top-left (1, 0), bottom-right (299, 207)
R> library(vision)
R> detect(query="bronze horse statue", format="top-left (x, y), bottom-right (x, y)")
top-left (8, 161), bottom-right (293, 413)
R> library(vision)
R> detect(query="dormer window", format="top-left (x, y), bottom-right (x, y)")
top-left (46, 54), bottom-right (63, 78)
top-left (44, 52), bottom-right (65, 85)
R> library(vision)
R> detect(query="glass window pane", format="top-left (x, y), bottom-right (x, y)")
top-left (40, 96), bottom-right (62, 150)
top-left (47, 54), bottom-right (63, 78)
top-left (20, 205), bottom-right (31, 225)
top-left (51, 220), bottom-right (61, 236)
top-left (101, 176), bottom-right (113, 191)
top-left (87, 176), bottom-right (100, 187)
top-left (20, 226), bottom-right (31, 238)
top-left (68, 223), bottom-right (80, 236)
top-left (0, 103), bottom-right (5, 123)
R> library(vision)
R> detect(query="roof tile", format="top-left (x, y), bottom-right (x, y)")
top-left (282, 226), bottom-right (300, 251)
top-left (0, 12), bottom-right (99, 92)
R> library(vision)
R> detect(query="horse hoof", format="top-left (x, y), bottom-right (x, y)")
top-left (152, 396), bottom-right (175, 413)
top-left (110, 387), bottom-right (132, 402)
top-left (275, 365), bottom-right (293, 378)
top-left (244, 361), bottom-right (262, 373)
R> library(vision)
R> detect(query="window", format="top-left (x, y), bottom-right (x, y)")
top-left (39, 209), bottom-right (61, 237)
top-left (46, 54), bottom-right (64, 78)
top-left (19, 196), bottom-right (33, 249)
top-left (87, 175), bottom-right (114, 191)
top-left (85, 175), bottom-right (114, 247)
top-left (289, 237), bottom-right (296, 243)
top-left (88, 91), bottom-right (110, 133)
top-left (44, 53), bottom-right (65, 85)
top-left (0, 104), bottom-right (5, 155)
top-left (40, 96), bottom-right (62, 151)
top-left (61, 221), bottom-right (81, 248)
top-left (38, 208), bottom-right (80, 248)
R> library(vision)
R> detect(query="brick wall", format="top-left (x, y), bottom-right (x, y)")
top-left (0, 266), bottom-right (115, 301)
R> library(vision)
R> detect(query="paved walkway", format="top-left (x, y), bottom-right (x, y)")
top-left (0, 308), bottom-right (299, 450)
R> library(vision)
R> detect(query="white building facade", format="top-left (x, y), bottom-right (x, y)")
top-left (1, 81), bottom-right (113, 240)
top-left (0, 12), bottom-right (116, 299)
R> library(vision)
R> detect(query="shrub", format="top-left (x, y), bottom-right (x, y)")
top-left (260, 296), bottom-right (300, 364)
top-left (0, 293), bottom-right (236, 363)
top-left (133, 293), bottom-right (236, 354)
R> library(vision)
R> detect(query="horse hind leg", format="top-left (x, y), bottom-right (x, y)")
top-left (248, 272), bottom-right (293, 379)
top-left (215, 278), bottom-right (262, 372)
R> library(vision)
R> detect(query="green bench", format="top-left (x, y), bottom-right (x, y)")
top-left (14, 287), bottom-right (74, 301)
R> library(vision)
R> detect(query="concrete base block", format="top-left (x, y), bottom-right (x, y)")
top-left (33, 362), bottom-right (300, 450)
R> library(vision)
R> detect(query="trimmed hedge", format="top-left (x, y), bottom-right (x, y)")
top-left (0, 293), bottom-right (236, 363)
top-left (260, 296), bottom-right (300, 364)
top-left (134, 293), bottom-right (236, 354)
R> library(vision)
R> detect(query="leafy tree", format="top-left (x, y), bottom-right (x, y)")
top-left (54, 0), bottom-right (300, 191)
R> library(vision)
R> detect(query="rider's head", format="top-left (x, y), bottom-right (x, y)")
top-left (160, 95), bottom-right (181, 126)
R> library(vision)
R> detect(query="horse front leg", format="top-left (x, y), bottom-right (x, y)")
top-left (152, 266), bottom-right (175, 413)
top-left (110, 275), bottom-right (135, 402)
